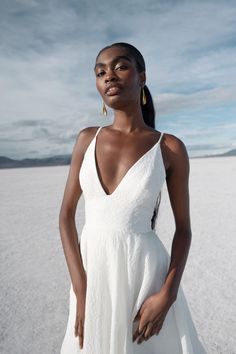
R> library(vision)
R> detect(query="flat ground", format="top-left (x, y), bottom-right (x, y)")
top-left (0, 157), bottom-right (235, 353)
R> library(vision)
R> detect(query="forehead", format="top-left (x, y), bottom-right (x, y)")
top-left (95, 46), bottom-right (135, 66)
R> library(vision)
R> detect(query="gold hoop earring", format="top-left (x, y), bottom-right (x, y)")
top-left (102, 101), bottom-right (107, 116)
top-left (142, 88), bottom-right (147, 105)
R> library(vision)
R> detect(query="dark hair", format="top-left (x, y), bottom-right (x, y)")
top-left (151, 192), bottom-right (161, 230)
top-left (96, 42), bottom-right (155, 129)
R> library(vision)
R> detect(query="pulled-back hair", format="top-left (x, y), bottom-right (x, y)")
top-left (96, 42), bottom-right (155, 129)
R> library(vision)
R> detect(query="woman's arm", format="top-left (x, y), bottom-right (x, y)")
top-left (59, 127), bottom-right (94, 296)
top-left (160, 135), bottom-right (192, 303)
top-left (132, 134), bottom-right (192, 344)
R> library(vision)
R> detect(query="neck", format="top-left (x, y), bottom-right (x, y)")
top-left (111, 104), bottom-right (147, 133)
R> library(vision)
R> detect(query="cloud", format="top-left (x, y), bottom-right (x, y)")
top-left (0, 0), bottom-right (235, 158)
top-left (12, 119), bottom-right (51, 127)
top-left (155, 86), bottom-right (236, 116)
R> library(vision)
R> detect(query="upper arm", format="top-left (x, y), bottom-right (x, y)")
top-left (163, 135), bottom-right (191, 233)
top-left (59, 127), bottom-right (97, 219)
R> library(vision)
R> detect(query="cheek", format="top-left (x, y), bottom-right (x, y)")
top-left (123, 70), bottom-right (140, 88)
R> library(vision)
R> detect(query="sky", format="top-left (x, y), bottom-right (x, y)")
top-left (0, 0), bottom-right (236, 158)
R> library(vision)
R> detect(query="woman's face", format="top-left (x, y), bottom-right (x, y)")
top-left (94, 46), bottom-right (145, 109)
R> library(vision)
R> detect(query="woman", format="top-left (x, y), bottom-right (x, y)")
top-left (59, 42), bottom-right (207, 353)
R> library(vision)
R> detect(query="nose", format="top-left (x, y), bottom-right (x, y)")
top-left (104, 69), bottom-right (118, 83)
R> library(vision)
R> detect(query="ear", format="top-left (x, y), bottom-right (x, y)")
top-left (139, 71), bottom-right (146, 87)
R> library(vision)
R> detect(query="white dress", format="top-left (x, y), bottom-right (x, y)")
top-left (60, 126), bottom-right (207, 354)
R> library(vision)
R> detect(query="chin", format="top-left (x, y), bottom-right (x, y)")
top-left (105, 97), bottom-right (133, 111)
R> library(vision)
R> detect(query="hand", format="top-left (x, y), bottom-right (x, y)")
top-left (132, 289), bottom-right (173, 344)
top-left (74, 281), bottom-right (87, 349)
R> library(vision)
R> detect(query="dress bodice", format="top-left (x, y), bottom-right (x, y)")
top-left (79, 126), bottom-right (166, 233)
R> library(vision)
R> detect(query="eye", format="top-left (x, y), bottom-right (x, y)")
top-left (96, 71), bottom-right (105, 77)
top-left (116, 64), bottom-right (128, 70)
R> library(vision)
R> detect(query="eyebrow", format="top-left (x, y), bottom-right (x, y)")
top-left (94, 55), bottom-right (132, 70)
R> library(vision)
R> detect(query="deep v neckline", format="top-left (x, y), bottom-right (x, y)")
top-left (93, 126), bottom-right (164, 197)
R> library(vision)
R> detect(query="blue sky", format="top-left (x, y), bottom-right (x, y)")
top-left (0, 0), bottom-right (236, 158)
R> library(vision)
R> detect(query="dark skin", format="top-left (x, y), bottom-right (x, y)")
top-left (59, 46), bottom-right (191, 348)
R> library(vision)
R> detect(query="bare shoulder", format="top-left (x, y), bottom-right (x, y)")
top-left (68, 126), bottom-right (101, 170)
top-left (161, 133), bottom-right (189, 172)
top-left (74, 126), bottom-right (100, 155)
top-left (162, 132), bottom-right (187, 154)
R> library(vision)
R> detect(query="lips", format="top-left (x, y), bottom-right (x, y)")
top-left (105, 84), bottom-right (122, 96)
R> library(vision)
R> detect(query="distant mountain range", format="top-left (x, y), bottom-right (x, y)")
top-left (0, 149), bottom-right (236, 169)
top-left (192, 148), bottom-right (236, 159)
top-left (0, 155), bottom-right (71, 169)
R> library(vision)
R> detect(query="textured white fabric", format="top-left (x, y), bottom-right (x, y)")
top-left (60, 126), bottom-right (207, 354)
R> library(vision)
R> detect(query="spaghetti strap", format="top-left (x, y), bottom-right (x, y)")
top-left (159, 131), bottom-right (164, 144)
top-left (95, 126), bottom-right (102, 137)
